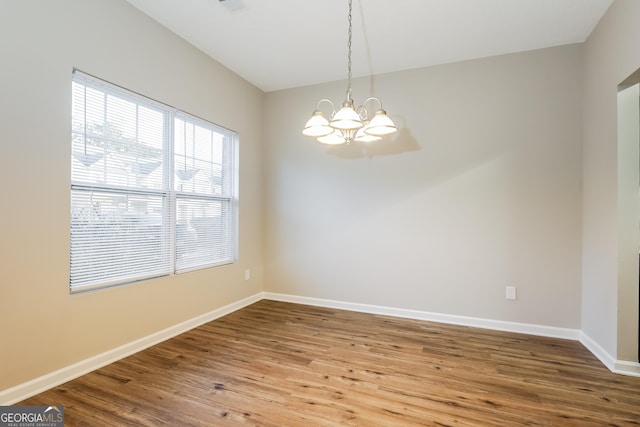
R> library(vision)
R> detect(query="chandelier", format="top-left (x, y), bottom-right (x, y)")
top-left (302, 0), bottom-right (398, 145)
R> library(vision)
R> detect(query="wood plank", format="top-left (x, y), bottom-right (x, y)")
top-left (19, 300), bottom-right (640, 426)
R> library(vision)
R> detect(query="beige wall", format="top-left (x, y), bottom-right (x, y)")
top-left (582, 0), bottom-right (640, 362)
top-left (264, 45), bottom-right (584, 328)
top-left (0, 0), bottom-right (263, 391)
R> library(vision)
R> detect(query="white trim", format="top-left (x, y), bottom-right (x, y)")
top-left (579, 331), bottom-right (617, 372)
top-left (0, 293), bottom-right (262, 405)
top-left (263, 292), bottom-right (581, 340)
top-left (266, 293), bottom-right (640, 377)
top-left (614, 360), bottom-right (640, 377)
top-left (578, 332), bottom-right (640, 377)
top-left (4, 291), bottom-right (639, 404)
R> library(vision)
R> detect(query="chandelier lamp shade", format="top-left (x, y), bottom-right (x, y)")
top-left (302, 0), bottom-right (398, 145)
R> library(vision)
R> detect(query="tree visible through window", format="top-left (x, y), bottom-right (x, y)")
top-left (70, 70), bottom-right (237, 292)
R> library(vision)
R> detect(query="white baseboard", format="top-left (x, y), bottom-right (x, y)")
top-left (579, 331), bottom-right (617, 371)
top-left (263, 292), bottom-right (581, 340)
top-left (579, 331), bottom-right (640, 377)
top-left (0, 292), bottom-right (263, 405)
top-left (614, 360), bottom-right (640, 377)
top-left (265, 293), bottom-right (640, 377)
top-left (3, 291), bottom-right (638, 404)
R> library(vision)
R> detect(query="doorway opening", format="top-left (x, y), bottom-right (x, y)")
top-left (617, 69), bottom-right (640, 364)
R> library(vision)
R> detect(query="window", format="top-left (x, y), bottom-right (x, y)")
top-left (70, 70), bottom-right (237, 292)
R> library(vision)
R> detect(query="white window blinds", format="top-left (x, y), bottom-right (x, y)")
top-left (70, 70), bottom-right (237, 292)
top-left (174, 115), bottom-right (236, 272)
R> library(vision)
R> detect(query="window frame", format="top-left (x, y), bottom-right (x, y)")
top-left (70, 69), bottom-right (238, 293)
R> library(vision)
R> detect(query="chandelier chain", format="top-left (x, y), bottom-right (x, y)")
top-left (346, 0), bottom-right (353, 102)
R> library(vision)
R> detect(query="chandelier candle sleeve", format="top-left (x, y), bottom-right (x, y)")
top-left (302, 0), bottom-right (397, 145)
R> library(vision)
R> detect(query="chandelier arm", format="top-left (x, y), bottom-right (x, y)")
top-left (362, 97), bottom-right (384, 111)
top-left (355, 104), bottom-right (368, 121)
top-left (316, 98), bottom-right (337, 115)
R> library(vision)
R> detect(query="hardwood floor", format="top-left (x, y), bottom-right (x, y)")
top-left (20, 300), bottom-right (640, 426)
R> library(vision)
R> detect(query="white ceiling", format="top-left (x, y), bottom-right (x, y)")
top-left (125, 0), bottom-right (613, 92)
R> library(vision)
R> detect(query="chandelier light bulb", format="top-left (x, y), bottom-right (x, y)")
top-left (330, 101), bottom-right (364, 131)
top-left (364, 109), bottom-right (398, 136)
top-left (302, 110), bottom-right (333, 137)
top-left (354, 122), bottom-right (382, 142)
top-left (317, 129), bottom-right (348, 145)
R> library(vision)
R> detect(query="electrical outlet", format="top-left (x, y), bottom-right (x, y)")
top-left (244, 269), bottom-right (251, 281)
top-left (506, 286), bottom-right (517, 300)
